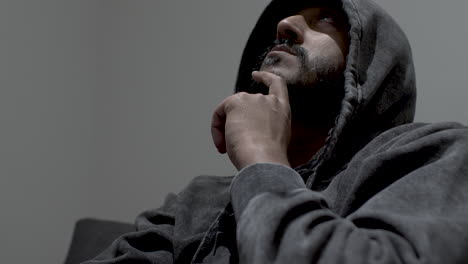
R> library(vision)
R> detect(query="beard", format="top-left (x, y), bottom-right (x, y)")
top-left (249, 39), bottom-right (345, 127)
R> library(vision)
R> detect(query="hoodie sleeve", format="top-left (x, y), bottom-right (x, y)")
top-left (230, 122), bottom-right (468, 264)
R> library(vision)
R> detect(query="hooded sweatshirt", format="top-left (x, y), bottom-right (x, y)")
top-left (83, 0), bottom-right (468, 263)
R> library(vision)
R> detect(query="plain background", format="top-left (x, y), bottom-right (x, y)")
top-left (0, 0), bottom-right (466, 263)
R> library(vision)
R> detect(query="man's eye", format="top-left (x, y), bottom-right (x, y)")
top-left (318, 16), bottom-right (335, 24)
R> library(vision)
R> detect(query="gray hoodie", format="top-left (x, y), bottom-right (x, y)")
top-left (83, 0), bottom-right (468, 263)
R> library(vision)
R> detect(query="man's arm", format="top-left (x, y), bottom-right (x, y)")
top-left (211, 72), bottom-right (468, 263)
top-left (81, 174), bottom-right (232, 264)
top-left (81, 193), bottom-right (178, 264)
top-left (230, 122), bottom-right (468, 263)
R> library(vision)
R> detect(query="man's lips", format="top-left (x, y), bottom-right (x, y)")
top-left (269, 44), bottom-right (297, 56)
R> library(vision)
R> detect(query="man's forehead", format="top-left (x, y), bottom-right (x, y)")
top-left (303, 0), bottom-right (343, 8)
top-left (289, 1), bottom-right (345, 14)
top-left (297, 5), bottom-right (345, 16)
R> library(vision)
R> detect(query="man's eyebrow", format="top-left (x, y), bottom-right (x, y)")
top-left (316, 6), bottom-right (350, 28)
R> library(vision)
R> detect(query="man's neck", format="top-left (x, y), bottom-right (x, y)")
top-left (287, 122), bottom-right (330, 168)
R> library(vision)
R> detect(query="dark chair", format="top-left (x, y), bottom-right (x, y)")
top-left (64, 218), bottom-right (134, 264)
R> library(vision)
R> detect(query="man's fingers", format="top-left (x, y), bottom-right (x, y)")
top-left (211, 100), bottom-right (227, 154)
top-left (252, 71), bottom-right (288, 101)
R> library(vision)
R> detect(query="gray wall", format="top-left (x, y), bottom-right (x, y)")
top-left (0, 0), bottom-right (466, 263)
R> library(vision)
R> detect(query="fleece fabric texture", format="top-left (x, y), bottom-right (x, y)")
top-left (82, 0), bottom-right (468, 263)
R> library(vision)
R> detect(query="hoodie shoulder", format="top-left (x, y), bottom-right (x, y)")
top-left (326, 121), bottom-right (468, 215)
top-left (180, 175), bottom-right (234, 204)
top-left (364, 121), bottom-right (467, 153)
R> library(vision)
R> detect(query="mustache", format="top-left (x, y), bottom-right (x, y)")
top-left (259, 39), bottom-right (308, 67)
top-left (271, 39), bottom-right (307, 58)
top-left (249, 39), bottom-right (308, 94)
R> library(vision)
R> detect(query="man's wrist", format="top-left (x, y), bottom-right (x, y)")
top-left (234, 146), bottom-right (290, 170)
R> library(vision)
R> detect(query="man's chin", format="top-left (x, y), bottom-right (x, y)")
top-left (259, 67), bottom-right (296, 83)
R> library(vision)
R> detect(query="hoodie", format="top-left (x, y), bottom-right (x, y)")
top-left (83, 0), bottom-right (468, 263)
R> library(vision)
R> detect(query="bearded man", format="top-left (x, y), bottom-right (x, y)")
top-left (69, 0), bottom-right (468, 263)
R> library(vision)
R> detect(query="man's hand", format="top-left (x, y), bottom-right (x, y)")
top-left (211, 71), bottom-right (292, 170)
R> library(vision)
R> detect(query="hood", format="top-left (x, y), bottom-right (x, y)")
top-left (234, 0), bottom-right (416, 189)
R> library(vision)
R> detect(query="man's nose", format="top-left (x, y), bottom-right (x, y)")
top-left (276, 15), bottom-right (306, 44)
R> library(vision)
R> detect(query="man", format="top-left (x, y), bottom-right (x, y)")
top-left (82, 0), bottom-right (468, 263)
